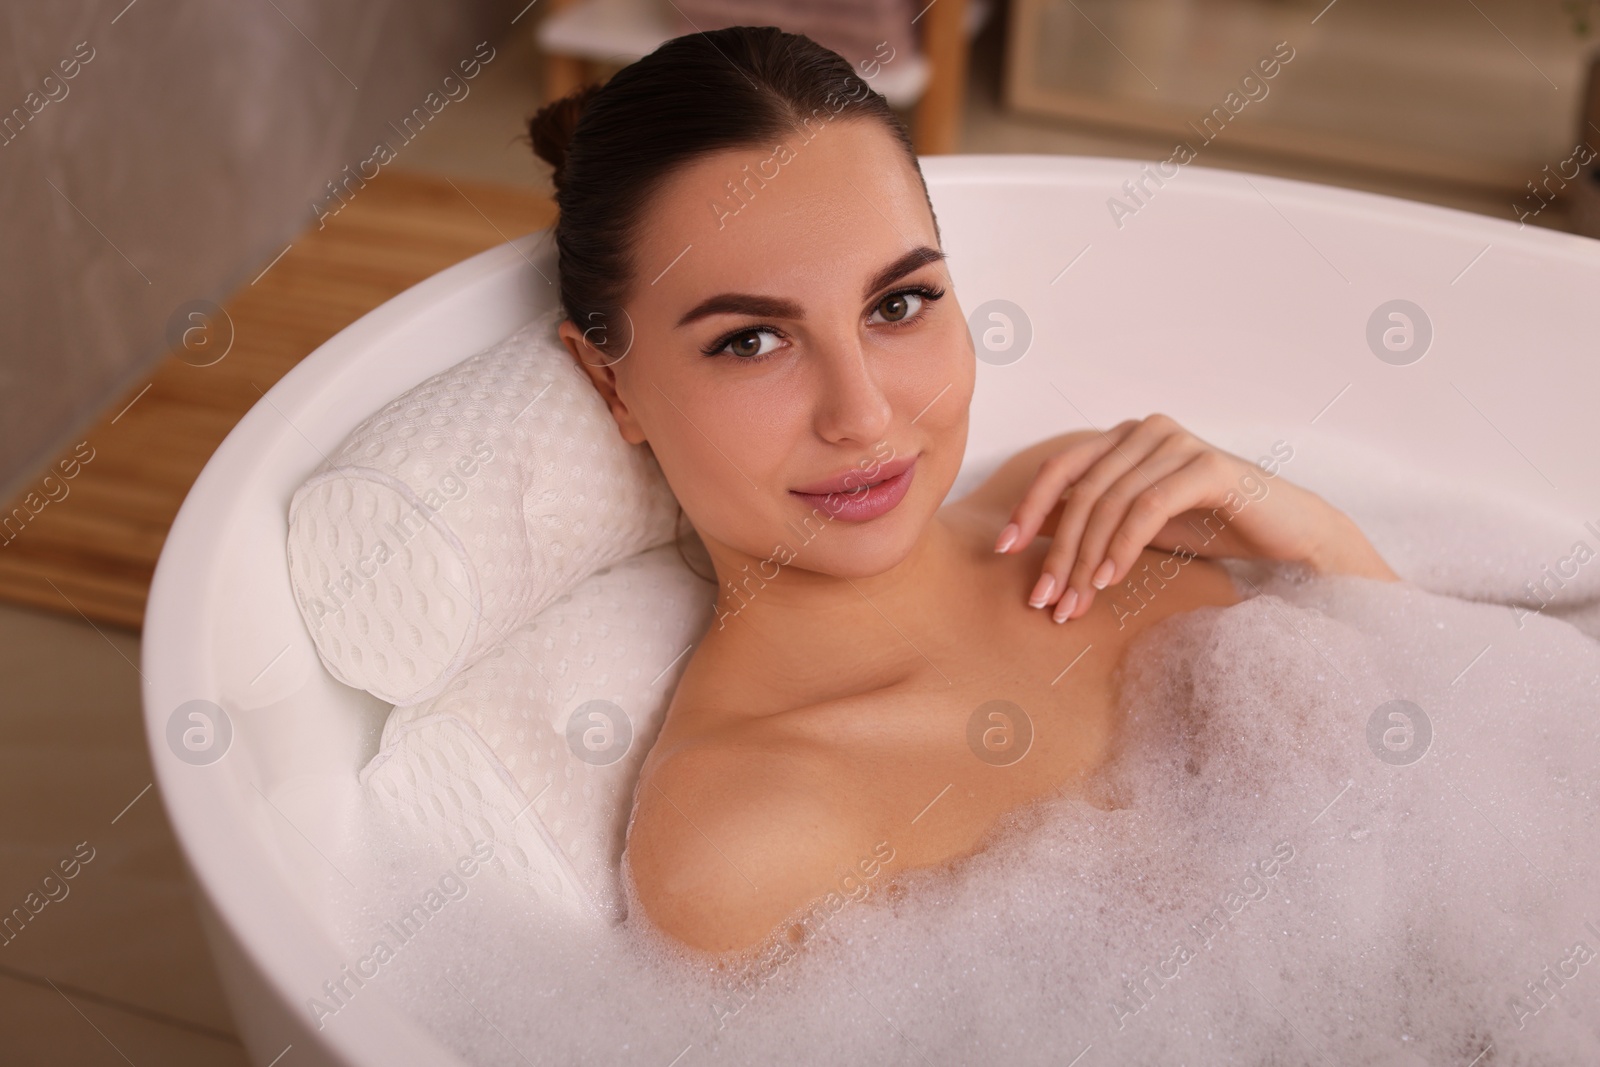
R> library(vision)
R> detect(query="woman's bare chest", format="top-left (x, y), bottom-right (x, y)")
top-left (775, 607), bottom-right (1124, 872)
top-left (650, 545), bottom-right (1241, 881)
top-left (758, 550), bottom-right (1241, 873)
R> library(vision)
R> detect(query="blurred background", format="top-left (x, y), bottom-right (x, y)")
top-left (0, 0), bottom-right (1597, 1060)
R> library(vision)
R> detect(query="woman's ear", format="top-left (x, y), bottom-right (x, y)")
top-left (558, 317), bottom-right (648, 446)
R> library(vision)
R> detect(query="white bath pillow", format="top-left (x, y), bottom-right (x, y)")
top-left (358, 542), bottom-right (715, 925)
top-left (285, 307), bottom-right (682, 706)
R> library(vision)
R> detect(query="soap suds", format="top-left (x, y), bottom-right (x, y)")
top-left (320, 559), bottom-right (1600, 1066)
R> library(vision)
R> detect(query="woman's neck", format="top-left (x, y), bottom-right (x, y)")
top-left (695, 510), bottom-right (978, 700)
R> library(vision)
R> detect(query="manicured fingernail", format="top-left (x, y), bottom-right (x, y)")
top-left (1028, 573), bottom-right (1055, 608)
top-left (994, 522), bottom-right (1020, 553)
top-left (1053, 588), bottom-right (1078, 623)
top-left (1091, 559), bottom-right (1115, 589)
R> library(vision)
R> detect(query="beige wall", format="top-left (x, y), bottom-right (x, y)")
top-left (0, 0), bottom-right (518, 502)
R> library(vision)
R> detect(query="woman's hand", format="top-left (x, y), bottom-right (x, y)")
top-left (991, 414), bottom-right (1400, 622)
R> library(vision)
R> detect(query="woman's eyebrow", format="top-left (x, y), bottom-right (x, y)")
top-left (674, 245), bottom-right (948, 328)
top-left (862, 245), bottom-right (947, 300)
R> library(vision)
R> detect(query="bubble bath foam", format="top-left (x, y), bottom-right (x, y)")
top-left (327, 561), bottom-right (1600, 1066)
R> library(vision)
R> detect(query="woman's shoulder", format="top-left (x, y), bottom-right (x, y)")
top-left (624, 725), bottom-right (866, 956)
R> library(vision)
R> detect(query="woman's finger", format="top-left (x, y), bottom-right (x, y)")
top-left (1030, 419), bottom-right (1176, 612)
top-left (1005, 421), bottom-right (1138, 551)
top-left (1063, 450), bottom-right (1238, 620)
top-left (1055, 434), bottom-right (1208, 620)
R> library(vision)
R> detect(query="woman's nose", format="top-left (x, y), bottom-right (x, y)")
top-left (812, 336), bottom-right (893, 446)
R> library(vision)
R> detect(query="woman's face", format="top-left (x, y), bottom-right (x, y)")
top-left (559, 118), bottom-right (975, 582)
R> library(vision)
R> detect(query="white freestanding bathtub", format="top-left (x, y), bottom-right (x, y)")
top-left (141, 155), bottom-right (1600, 1067)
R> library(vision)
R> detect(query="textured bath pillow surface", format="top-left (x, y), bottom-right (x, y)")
top-left (359, 543), bottom-right (714, 925)
top-left (285, 307), bottom-right (681, 707)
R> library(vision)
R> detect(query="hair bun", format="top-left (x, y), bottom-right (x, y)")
top-left (528, 83), bottom-right (602, 192)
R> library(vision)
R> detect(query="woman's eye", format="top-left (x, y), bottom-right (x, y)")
top-left (721, 328), bottom-right (781, 360)
top-left (704, 285), bottom-right (943, 360)
top-left (872, 291), bottom-right (920, 324)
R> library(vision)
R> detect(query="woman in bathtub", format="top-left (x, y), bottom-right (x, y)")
top-left (525, 25), bottom-right (1399, 959)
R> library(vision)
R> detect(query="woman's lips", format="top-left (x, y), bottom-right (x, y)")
top-left (791, 452), bottom-right (917, 495)
top-left (789, 456), bottom-right (917, 522)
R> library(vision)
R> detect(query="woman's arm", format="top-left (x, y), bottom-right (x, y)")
top-left (1300, 501), bottom-right (1401, 582)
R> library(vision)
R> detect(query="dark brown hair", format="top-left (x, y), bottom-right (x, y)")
top-left (526, 24), bottom-right (937, 359)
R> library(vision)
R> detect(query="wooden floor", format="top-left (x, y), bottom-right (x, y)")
top-left (0, 170), bottom-right (556, 631)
